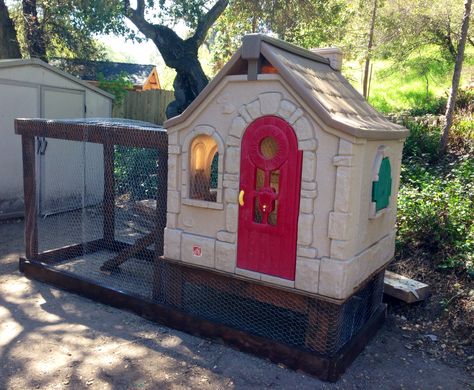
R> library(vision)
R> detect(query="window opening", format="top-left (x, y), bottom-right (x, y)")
top-left (260, 136), bottom-right (278, 159)
top-left (189, 135), bottom-right (218, 202)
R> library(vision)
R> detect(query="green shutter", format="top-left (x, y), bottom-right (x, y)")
top-left (372, 157), bottom-right (392, 212)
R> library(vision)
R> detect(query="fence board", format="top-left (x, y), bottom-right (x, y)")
top-left (112, 89), bottom-right (174, 125)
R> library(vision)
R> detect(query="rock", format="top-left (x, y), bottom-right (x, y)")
top-left (425, 334), bottom-right (438, 342)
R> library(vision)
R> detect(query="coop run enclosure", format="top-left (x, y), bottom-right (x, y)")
top-left (16, 118), bottom-right (386, 382)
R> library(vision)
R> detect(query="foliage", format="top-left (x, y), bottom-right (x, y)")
top-left (114, 147), bottom-right (158, 200)
top-left (397, 121), bottom-right (474, 276)
top-left (7, 0), bottom-right (113, 61)
top-left (97, 72), bottom-right (133, 104)
top-left (209, 0), bottom-right (350, 71)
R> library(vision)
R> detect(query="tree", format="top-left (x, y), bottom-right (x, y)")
top-left (376, 0), bottom-right (467, 62)
top-left (440, 0), bottom-right (472, 153)
top-left (123, 0), bottom-right (229, 118)
top-left (22, 0), bottom-right (47, 61)
top-left (362, 0), bottom-right (378, 98)
top-left (0, 0), bottom-right (21, 59)
top-left (209, 0), bottom-right (349, 72)
top-left (3, 0), bottom-right (113, 61)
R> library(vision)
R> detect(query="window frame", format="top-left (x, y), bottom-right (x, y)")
top-left (369, 146), bottom-right (392, 219)
top-left (181, 126), bottom-right (224, 210)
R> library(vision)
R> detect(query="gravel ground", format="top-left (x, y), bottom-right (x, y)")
top-left (0, 219), bottom-right (472, 390)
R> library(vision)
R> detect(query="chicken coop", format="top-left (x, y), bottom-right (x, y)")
top-left (18, 35), bottom-right (408, 382)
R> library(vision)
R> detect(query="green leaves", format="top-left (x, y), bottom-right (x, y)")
top-left (397, 121), bottom-right (474, 275)
top-left (97, 71), bottom-right (133, 104)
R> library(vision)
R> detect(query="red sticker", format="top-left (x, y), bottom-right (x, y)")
top-left (192, 246), bottom-right (202, 257)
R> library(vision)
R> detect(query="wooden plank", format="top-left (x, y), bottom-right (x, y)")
top-left (21, 135), bottom-right (38, 260)
top-left (37, 239), bottom-right (104, 264)
top-left (15, 119), bottom-right (168, 150)
top-left (384, 271), bottom-right (430, 303)
top-left (155, 150), bottom-right (167, 256)
top-left (103, 143), bottom-right (115, 244)
top-left (101, 240), bottom-right (155, 261)
top-left (110, 89), bottom-right (174, 125)
top-left (100, 230), bottom-right (158, 273)
top-left (134, 199), bottom-right (157, 220)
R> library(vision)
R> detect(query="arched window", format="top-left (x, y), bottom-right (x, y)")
top-left (189, 135), bottom-right (218, 202)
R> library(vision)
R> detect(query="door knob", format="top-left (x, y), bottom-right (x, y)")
top-left (239, 190), bottom-right (245, 206)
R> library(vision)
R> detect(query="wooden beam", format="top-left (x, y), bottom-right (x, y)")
top-left (37, 239), bottom-right (104, 264)
top-left (155, 150), bottom-right (167, 257)
top-left (15, 119), bottom-right (168, 150)
top-left (100, 230), bottom-right (158, 273)
top-left (21, 135), bottom-right (38, 260)
top-left (103, 143), bottom-right (115, 244)
top-left (384, 271), bottom-right (430, 303)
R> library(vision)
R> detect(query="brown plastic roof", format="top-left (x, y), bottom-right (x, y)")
top-left (165, 34), bottom-right (408, 140)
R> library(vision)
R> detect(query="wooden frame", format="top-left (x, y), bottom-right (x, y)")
top-left (19, 257), bottom-right (386, 382)
top-left (16, 118), bottom-right (168, 271)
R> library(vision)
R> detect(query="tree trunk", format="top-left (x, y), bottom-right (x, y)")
top-left (440, 0), bottom-right (472, 154)
top-left (155, 36), bottom-right (210, 118)
top-left (363, 0), bottom-right (377, 99)
top-left (22, 0), bottom-right (47, 61)
top-left (125, 0), bottom-right (228, 118)
top-left (0, 0), bottom-right (21, 59)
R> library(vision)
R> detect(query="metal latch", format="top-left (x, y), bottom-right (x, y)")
top-left (36, 137), bottom-right (48, 155)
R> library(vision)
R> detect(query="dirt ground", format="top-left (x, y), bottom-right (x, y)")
top-left (0, 219), bottom-right (472, 390)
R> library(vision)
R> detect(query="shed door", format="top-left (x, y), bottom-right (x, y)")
top-left (236, 116), bottom-right (302, 280)
top-left (39, 87), bottom-right (85, 215)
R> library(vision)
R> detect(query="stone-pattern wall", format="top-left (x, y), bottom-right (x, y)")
top-left (163, 78), bottom-right (400, 300)
top-left (329, 139), bottom-right (355, 261)
top-left (164, 90), bottom-right (322, 292)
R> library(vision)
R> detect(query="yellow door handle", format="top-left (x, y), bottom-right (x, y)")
top-left (239, 190), bottom-right (245, 206)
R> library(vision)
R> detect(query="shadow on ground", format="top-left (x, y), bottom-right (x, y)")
top-left (0, 219), bottom-right (471, 389)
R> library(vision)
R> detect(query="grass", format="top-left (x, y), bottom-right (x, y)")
top-left (342, 46), bottom-right (474, 114)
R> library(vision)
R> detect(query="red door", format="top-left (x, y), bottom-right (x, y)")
top-left (236, 116), bottom-right (302, 280)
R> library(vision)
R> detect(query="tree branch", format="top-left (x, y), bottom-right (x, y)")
top-left (123, 0), bottom-right (181, 48)
top-left (191, 0), bottom-right (229, 47)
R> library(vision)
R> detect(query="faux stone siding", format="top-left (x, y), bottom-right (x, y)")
top-left (328, 138), bottom-right (356, 260)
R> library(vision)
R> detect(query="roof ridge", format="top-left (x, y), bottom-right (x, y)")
top-left (51, 57), bottom-right (156, 67)
top-left (242, 34), bottom-right (330, 66)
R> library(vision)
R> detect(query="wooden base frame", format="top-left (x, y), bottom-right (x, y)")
top-left (19, 257), bottom-right (386, 382)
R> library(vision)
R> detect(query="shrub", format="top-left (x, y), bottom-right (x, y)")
top-left (402, 121), bottom-right (441, 164)
top-left (397, 128), bottom-right (474, 276)
top-left (114, 146), bottom-right (159, 200)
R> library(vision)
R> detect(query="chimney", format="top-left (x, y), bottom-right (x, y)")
top-left (311, 47), bottom-right (343, 71)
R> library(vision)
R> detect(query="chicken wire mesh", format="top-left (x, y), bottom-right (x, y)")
top-left (24, 118), bottom-right (384, 359)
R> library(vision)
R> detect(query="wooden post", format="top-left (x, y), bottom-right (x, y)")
top-left (22, 135), bottom-right (38, 260)
top-left (103, 143), bottom-right (115, 245)
top-left (155, 149), bottom-right (168, 256)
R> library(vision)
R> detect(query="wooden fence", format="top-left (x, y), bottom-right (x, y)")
top-left (112, 89), bottom-right (175, 125)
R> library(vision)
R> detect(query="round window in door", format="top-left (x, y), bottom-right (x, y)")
top-left (237, 116), bottom-right (303, 280)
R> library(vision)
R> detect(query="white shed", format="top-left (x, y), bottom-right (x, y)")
top-left (0, 59), bottom-right (113, 218)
